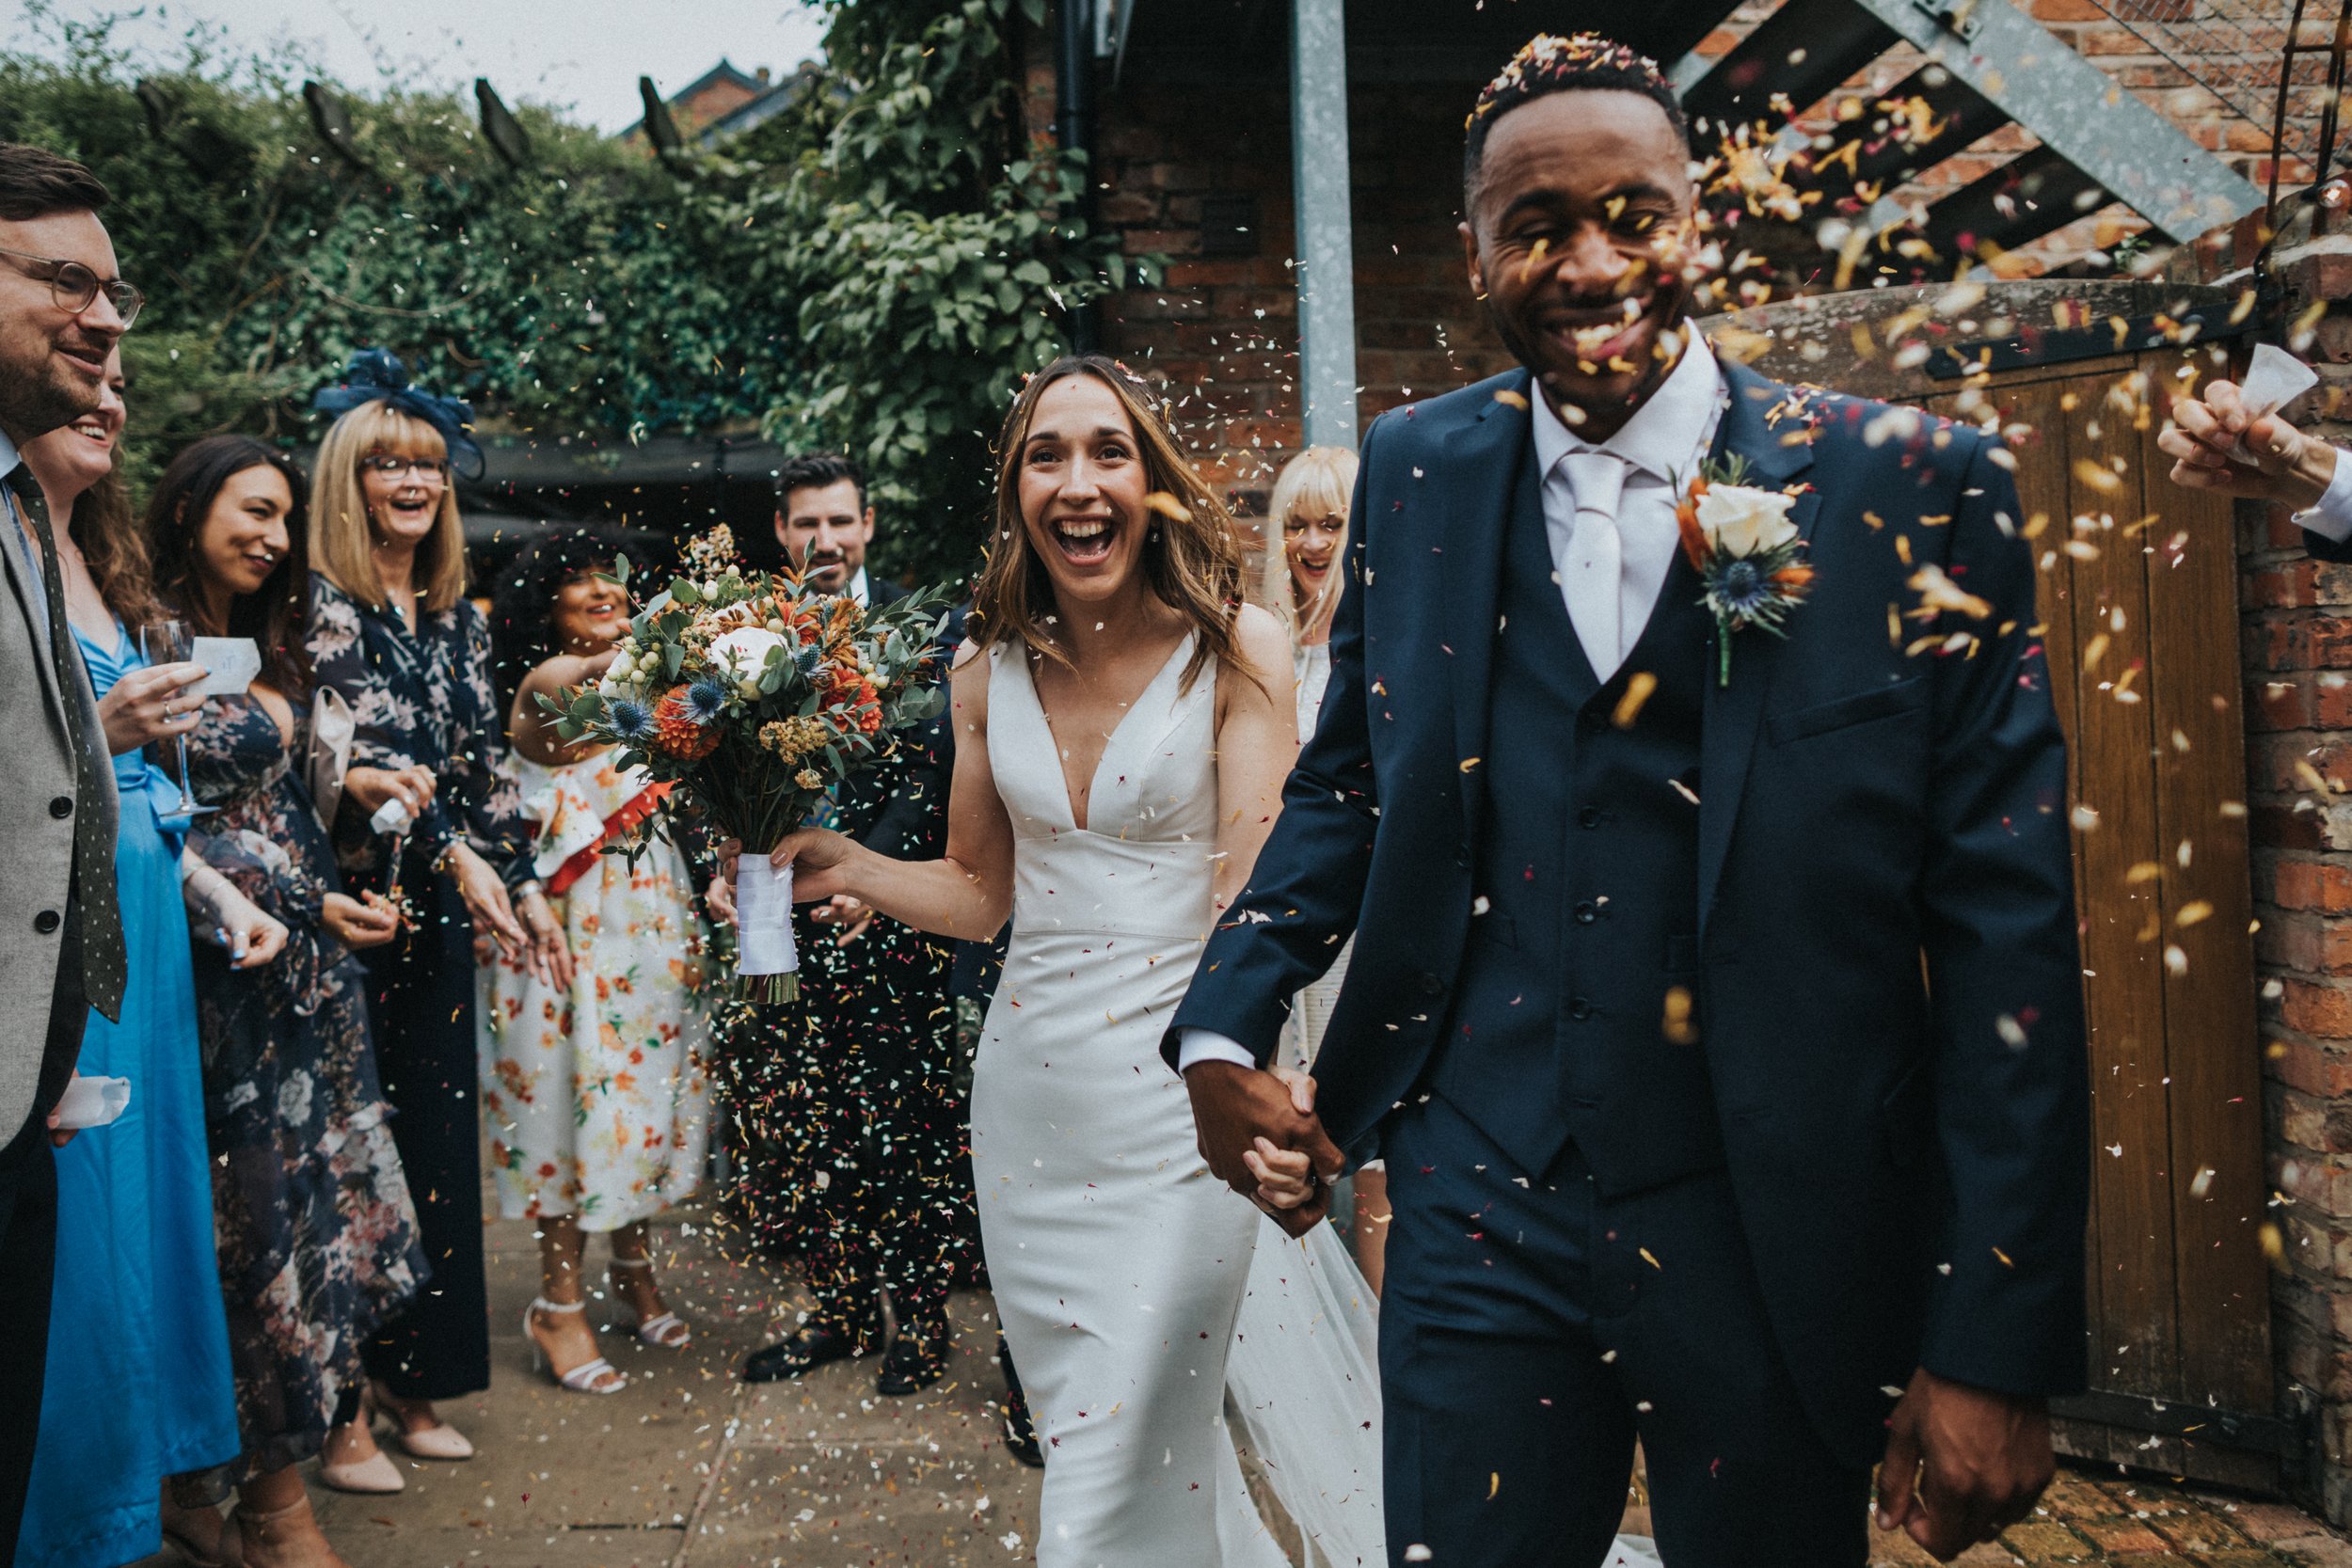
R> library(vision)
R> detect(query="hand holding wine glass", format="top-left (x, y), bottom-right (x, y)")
top-left (136, 618), bottom-right (212, 816)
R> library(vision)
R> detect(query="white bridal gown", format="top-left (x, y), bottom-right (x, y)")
top-left (977, 636), bottom-right (1297, 1567)
top-left (975, 635), bottom-right (1657, 1568)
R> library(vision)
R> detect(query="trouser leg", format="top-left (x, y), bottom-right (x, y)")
top-left (1377, 1098), bottom-right (1637, 1568)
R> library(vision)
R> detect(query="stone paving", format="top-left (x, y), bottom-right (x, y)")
top-left (134, 1198), bottom-right (2352, 1568)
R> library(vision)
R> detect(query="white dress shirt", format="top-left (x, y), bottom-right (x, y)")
top-left (847, 564), bottom-right (871, 608)
top-left (1533, 332), bottom-right (1724, 681)
top-left (2297, 448), bottom-right (2352, 543)
top-left (1176, 332), bottom-right (1730, 1076)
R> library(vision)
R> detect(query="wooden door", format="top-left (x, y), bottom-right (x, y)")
top-left (1708, 280), bottom-right (2279, 1487)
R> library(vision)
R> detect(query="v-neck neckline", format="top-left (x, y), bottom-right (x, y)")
top-left (1023, 632), bottom-right (1194, 834)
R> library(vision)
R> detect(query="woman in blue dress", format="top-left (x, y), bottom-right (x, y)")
top-left (9, 354), bottom-right (280, 1568)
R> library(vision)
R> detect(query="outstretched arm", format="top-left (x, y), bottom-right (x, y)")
top-left (765, 641), bottom-right (1015, 942)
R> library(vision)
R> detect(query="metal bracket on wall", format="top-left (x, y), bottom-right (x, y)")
top-left (1913, 0), bottom-right (1983, 41)
top-left (1851, 0), bottom-right (2264, 243)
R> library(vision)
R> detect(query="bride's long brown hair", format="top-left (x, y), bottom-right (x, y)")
top-left (967, 354), bottom-right (1253, 696)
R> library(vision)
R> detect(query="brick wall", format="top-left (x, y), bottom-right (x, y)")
top-left (2242, 233), bottom-right (2352, 1523)
top-left (1089, 73), bottom-right (1512, 517)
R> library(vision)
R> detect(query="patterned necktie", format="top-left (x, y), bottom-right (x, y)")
top-left (6, 470), bottom-right (127, 1021)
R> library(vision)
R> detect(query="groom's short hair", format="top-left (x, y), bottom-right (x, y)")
top-left (1463, 34), bottom-right (1689, 213)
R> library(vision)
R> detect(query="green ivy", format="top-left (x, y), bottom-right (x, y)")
top-left (0, 0), bottom-right (1146, 585)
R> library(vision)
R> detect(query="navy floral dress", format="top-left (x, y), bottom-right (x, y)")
top-left (307, 574), bottom-right (528, 1401)
top-left (184, 688), bottom-right (424, 1482)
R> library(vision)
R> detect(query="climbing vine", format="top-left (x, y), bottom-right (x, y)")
top-left (0, 0), bottom-right (1141, 582)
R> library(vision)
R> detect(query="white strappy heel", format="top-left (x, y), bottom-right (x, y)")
top-left (526, 1298), bottom-right (628, 1394)
top-left (610, 1256), bottom-right (691, 1350)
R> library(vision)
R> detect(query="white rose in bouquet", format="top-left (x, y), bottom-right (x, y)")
top-left (708, 626), bottom-right (788, 685)
top-left (1693, 483), bottom-right (1799, 558)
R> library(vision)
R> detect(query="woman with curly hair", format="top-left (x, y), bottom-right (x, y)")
top-left (484, 528), bottom-right (714, 1396)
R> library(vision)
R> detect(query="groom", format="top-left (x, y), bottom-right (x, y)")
top-left (1168, 34), bottom-right (2089, 1568)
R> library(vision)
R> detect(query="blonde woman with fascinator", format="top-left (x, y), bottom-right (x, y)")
top-left (1260, 445), bottom-right (1390, 1295)
top-left (303, 351), bottom-right (568, 1481)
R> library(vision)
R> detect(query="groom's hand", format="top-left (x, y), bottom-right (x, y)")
top-left (1875, 1367), bottom-right (2054, 1561)
top-left (1184, 1060), bottom-right (1345, 1231)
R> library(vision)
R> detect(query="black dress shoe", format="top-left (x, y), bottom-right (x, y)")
top-left (1000, 1390), bottom-right (1044, 1467)
top-left (740, 1321), bottom-right (879, 1383)
top-left (875, 1326), bottom-right (948, 1396)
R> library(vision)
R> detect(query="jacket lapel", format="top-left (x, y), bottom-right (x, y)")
top-left (1440, 371), bottom-right (1537, 845)
top-left (1696, 360), bottom-right (1820, 941)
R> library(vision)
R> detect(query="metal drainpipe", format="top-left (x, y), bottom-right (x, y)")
top-left (1055, 0), bottom-right (1101, 353)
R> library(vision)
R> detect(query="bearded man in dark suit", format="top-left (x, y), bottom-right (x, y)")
top-left (732, 453), bottom-right (973, 1395)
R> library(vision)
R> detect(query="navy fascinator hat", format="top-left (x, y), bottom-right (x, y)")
top-left (311, 348), bottom-right (485, 481)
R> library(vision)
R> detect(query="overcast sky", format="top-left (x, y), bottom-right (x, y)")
top-left (8, 0), bottom-right (833, 133)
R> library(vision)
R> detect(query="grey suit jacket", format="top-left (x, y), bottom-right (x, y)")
top-left (0, 475), bottom-right (117, 1136)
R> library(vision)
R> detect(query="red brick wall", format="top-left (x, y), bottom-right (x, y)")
top-left (2242, 236), bottom-right (2352, 1522)
top-left (1087, 72), bottom-right (1511, 516)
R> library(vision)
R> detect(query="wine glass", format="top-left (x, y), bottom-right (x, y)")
top-left (138, 619), bottom-right (214, 818)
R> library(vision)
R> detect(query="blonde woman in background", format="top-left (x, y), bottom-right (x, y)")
top-left (1262, 445), bottom-right (1389, 1294)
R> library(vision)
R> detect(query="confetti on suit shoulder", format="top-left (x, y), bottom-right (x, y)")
top-left (1492, 388), bottom-right (1529, 411)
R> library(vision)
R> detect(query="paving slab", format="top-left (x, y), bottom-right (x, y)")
top-left (115, 1192), bottom-right (2352, 1568)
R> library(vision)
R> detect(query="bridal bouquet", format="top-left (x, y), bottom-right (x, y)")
top-left (542, 527), bottom-right (951, 1003)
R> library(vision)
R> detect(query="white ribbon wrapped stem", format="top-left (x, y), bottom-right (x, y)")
top-left (736, 855), bottom-right (798, 978)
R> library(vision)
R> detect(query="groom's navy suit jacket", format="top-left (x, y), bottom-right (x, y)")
top-left (1168, 352), bottom-right (2090, 1460)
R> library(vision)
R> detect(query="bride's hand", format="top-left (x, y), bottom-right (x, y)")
top-left (769, 826), bottom-right (858, 904)
top-left (1246, 1137), bottom-right (1319, 1210)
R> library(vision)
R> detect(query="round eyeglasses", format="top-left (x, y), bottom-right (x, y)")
top-left (0, 246), bottom-right (143, 328)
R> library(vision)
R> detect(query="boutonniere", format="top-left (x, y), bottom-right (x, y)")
top-left (1675, 455), bottom-right (1816, 687)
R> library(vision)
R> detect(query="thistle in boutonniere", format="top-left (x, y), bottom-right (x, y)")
top-left (1675, 455), bottom-right (1816, 687)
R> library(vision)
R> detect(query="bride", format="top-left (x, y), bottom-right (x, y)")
top-left (759, 356), bottom-right (1657, 1568)
top-left (765, 354), bottom-right (1339, 1564)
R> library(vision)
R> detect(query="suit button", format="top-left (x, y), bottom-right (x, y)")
top-left (1574, 900), bottom-right (1597, 925)
top-left (33, 910), bottom-right (60, 934)
top-left (1420, 972), bottom-right (1445, 996)
top-left (1579, 807), bottom-right (1602, 830)
top-left (48, 797), bottom-right (71, 819)
top-left (1568, 996), bottom-right (1593, 1021)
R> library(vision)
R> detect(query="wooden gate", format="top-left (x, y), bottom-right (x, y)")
top-left (1709, 279), bottom-right (2284, 1487)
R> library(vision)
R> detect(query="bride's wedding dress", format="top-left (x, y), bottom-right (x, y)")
top-left (973, 635), bottom-right (1658, 1568)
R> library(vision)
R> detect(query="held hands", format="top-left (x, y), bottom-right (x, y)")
top-left (1183, 1059), bottom-right (1345, 1237)
top-left (1876, 1367), bottom-right (2056, 1561)
top-left (99, 660), bottom-right (208, 756)
top-left (2160, 379), bottom-right (2340, 510)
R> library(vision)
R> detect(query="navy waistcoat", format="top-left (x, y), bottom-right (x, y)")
top-left (1425, 454), bottom-right (1728, 1193)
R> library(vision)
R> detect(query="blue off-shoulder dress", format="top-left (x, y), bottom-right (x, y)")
top-left (13, 624), bottom-right (238, 1568)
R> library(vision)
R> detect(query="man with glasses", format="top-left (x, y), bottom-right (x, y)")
top-left (0, 142), bottom-right (135, 1548)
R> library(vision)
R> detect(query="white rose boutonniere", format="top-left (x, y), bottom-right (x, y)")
top-left (1675, 456), bottom-right (1816, 687)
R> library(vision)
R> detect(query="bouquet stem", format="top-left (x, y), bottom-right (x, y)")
top-left (735, 855), bottom-right (800, 1006)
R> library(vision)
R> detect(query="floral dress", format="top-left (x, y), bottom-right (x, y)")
top-left (479, 749), bottom-right (713, 1229)
top-left (182, 688), bottom-right (424, 1481)
top-left (307, 574), bottom-right (526, 1401)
